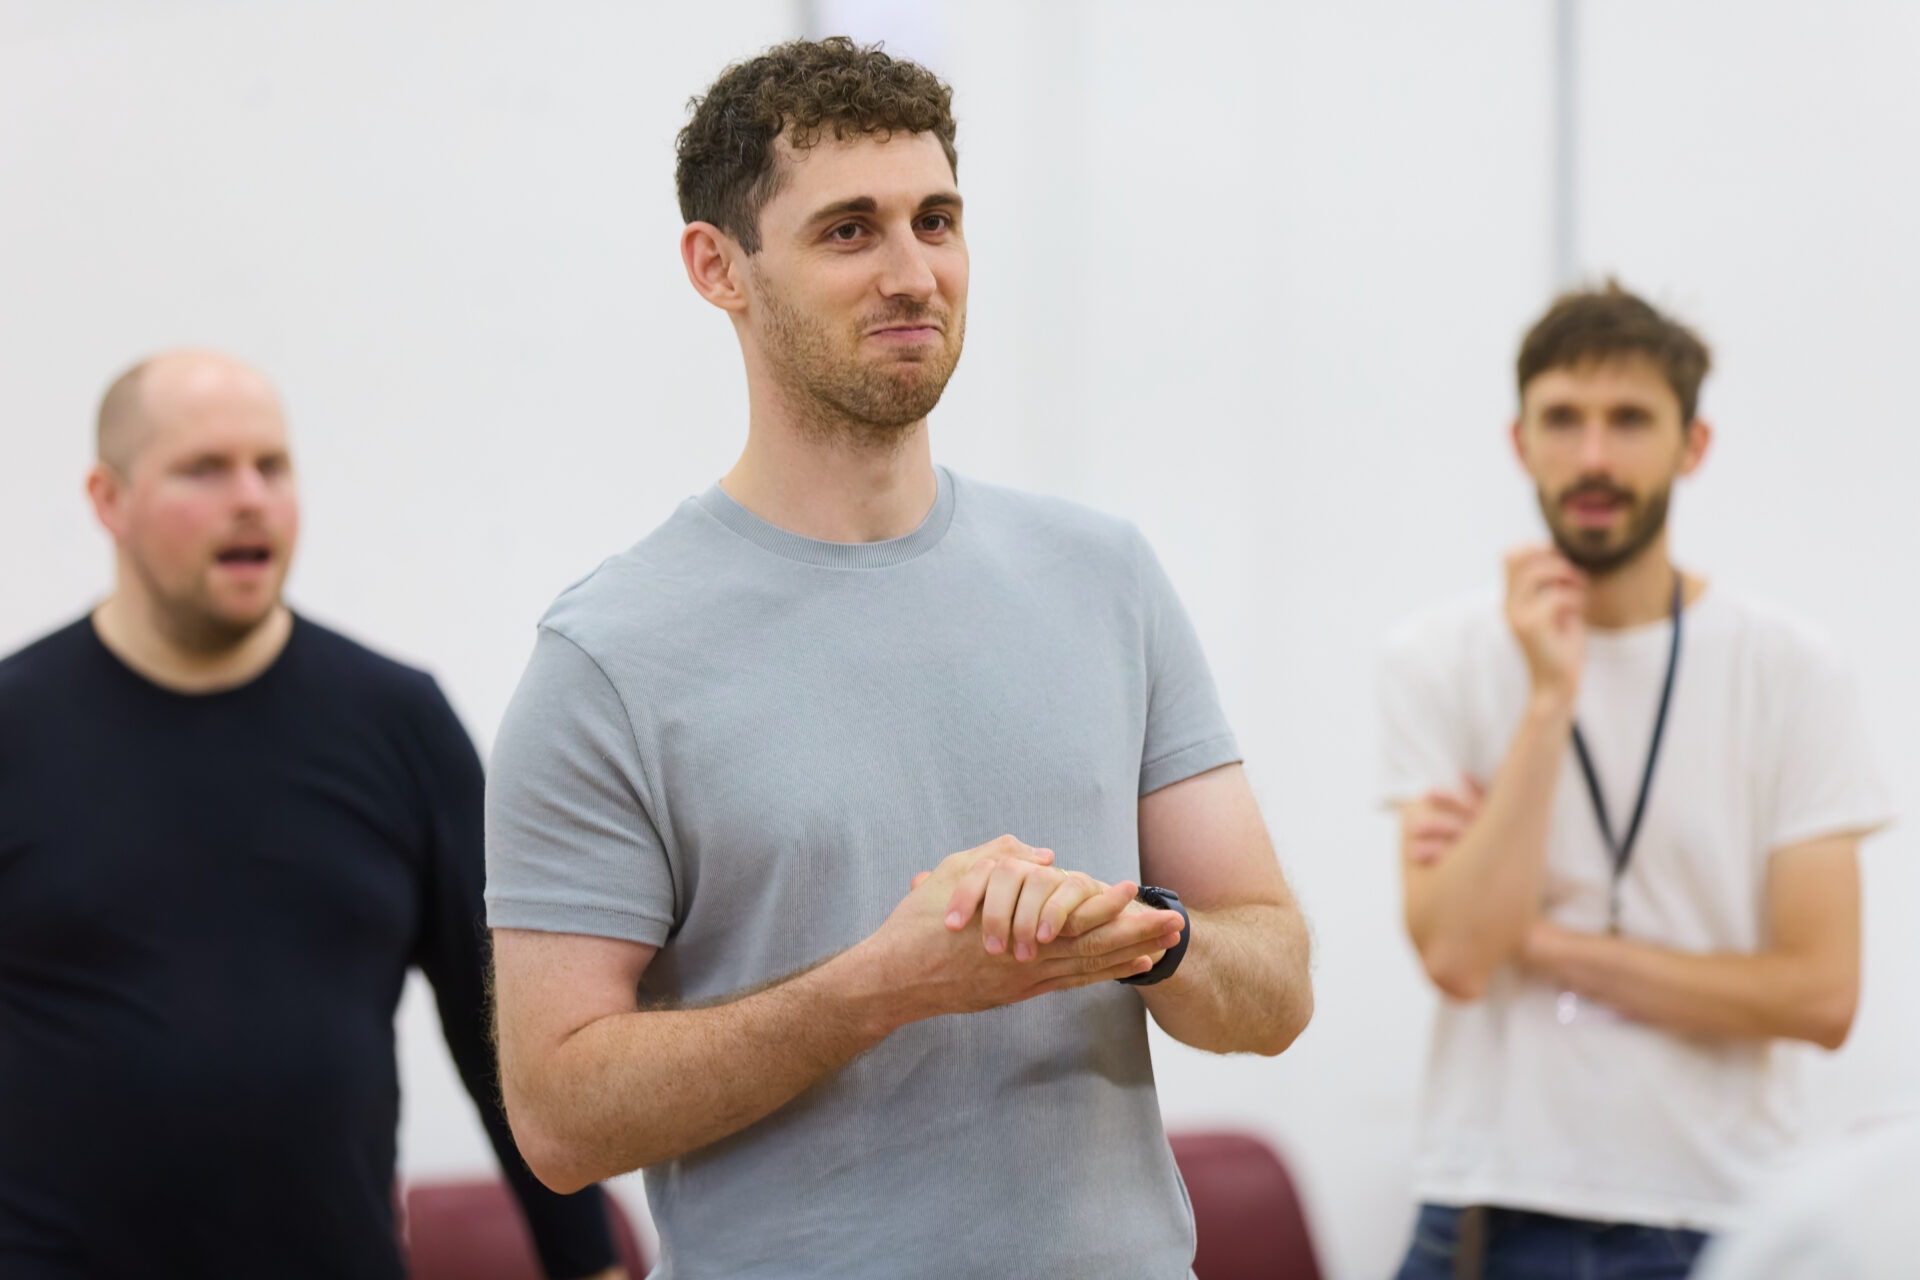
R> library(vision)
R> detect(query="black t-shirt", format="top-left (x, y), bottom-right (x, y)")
top-left (0, 616), bottom-right (614, 1279)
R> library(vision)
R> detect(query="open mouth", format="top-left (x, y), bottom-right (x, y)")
top-left (1562, 488), bottom-right (1631, 523)
top-left (215, 547), bottom-right (272, 566)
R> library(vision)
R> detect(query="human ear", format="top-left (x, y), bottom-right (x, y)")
top-left (1678, 417), bottom-right (1713, 477)
top-left (680, 222), bottom-right (749, 314)
top-left (85, 463), bottom-right (125, 539)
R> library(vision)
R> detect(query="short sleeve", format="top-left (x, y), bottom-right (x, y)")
top-left (1134, 531), bottom-right (1242, 795)
top-left (1767, 642), bottom-right (1894, 851)
top-left (1377, 622), bottom-right (1472, 809)
top-left (485, 626), bottom-right (677, 946)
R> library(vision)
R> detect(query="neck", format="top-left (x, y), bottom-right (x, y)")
top-left (92, 587), bottom-right (293, 693)
top-left (1581, 531), bottom-right (1698, 629)
top-left (722, 399), bottom-right (938, 544)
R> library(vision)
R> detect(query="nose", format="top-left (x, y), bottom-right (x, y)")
top-left (230, 464), bottom-right (271, 510)
top-left (877, 229), bottom-right (937, 303)
top-left (1577, 420), bottom-right (1611, 472)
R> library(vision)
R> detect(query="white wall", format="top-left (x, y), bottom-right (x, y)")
top-left (4, 4), bottom-right (1916, 1278)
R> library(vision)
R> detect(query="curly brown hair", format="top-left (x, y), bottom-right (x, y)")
top-left (1517, 281), bottom-right (1713, 424)
top-left (675, 37), bottom-right (958, 255)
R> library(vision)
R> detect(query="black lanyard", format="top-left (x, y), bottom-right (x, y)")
top-left (1569, 574), bottom-right (1683, 934)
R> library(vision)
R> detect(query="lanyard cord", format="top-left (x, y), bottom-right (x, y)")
top-left (1568, 573), bottom-right (1684, 935)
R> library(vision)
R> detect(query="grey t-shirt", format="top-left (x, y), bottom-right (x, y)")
top-left (486, 467), bottom-right (1240, 1280)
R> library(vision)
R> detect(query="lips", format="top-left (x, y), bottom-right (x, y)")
top-left (215, 545), bottom-right (273, 567)
top-left (1561, 492), bottom-right (1630, 534)
top-left (1562, 480), bottom-right (1631, 508)
top-left (863, 306), bottom-right (947, 334)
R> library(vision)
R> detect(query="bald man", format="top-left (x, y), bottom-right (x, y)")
top-left (0, 353), bottom-right (622, 1279)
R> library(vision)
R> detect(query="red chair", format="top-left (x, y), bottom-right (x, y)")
top-left (1169, 1131), bottom-right (1323, 1280)
top-left (403, 1176), bottom-right (649, 1279)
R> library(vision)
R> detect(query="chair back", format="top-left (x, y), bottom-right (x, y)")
top-left (1168, 1130), bottom-right (1322, 1280)
top-left (404, 1177), bottom-right (648, 1280)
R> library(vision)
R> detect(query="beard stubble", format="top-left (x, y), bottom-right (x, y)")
top-left (126, 538), bottom-right (284, 654)
top-left (753, 273), bottom-right (965, 450)
top-left (1538, 478), bottom-right (1674, 576)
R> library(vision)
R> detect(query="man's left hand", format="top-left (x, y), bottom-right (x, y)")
top-left (911, 858), bottom-right (1171, 962)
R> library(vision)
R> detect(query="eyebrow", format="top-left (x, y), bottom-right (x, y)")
top-left (172, 447), bottom-right (290, 466)
top-left (804, 191), bottom-right (964, 225)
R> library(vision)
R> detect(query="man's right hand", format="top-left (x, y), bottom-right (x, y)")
top-left (1504, 545), bottom-right (1586, 705)
top-left (1406, 774), bottom-right (1485, 865)
top-left (856, 836), bottom-right (1184, 1025)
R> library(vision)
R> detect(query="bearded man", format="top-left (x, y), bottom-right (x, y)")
top-left (0, 351), bottom-right (621, 1279)
top-left (484, 37), bottom-right (1314, 1280)
top-left (1378, 284), bottom-right (1892, 1279)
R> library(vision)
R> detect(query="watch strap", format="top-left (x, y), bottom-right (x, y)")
top-left (1117, 885), bottom-right (1190, 986)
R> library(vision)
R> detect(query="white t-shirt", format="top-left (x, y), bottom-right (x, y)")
top-left (1693, 1116), bottom-right (1920, 1278)
top-left (1377, 585), bottom-right (1893, 1231)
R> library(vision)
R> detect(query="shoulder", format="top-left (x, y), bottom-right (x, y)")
top-left (534, 496), bottom-right (729, 661)
top-left (290, 614), bottom-right (446, 706)
top-left (289, 617), bottom-right (480, 783)
top-left (0, 617), bottom-right (101, 705)
top-left (1380, 586), bottom-right (1507, 677)
top-left (287, 616), bottom-right (471, 759)
top-left (1699, 587), bottom-right (1856, 684)
top-left (947, 470), bottom-right (1148, 570)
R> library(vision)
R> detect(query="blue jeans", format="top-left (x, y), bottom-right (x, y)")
top-left (1394, 1204), bottom-right (1709, 1280)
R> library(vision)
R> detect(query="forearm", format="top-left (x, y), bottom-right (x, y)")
top-left (507, 945), bottom-right (900, 1190)
top-left (468, 1056), bottom-right (618, 1274)
top-left (427, 964), bottom-right (619, 1274)
top-left (1407, 694), bottom-right (1570, 991)
top-left (1141, 902), bottom-right (1312, 1056)
top-left (1535, 929), bottom-right (1857, 1049)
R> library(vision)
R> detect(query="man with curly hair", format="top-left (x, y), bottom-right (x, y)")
top-left (485, 37), bottom-right (1313, 1279)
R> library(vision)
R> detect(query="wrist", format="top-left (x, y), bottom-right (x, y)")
top-left (1525, 684), bottom-right (1577, 721)
top-left (1528, 920), bottom-right (1605, 986)
top-left (818, 941), bottom-right (916, 1045)
top-left (1118, 887), bottom-right (1190, 987)
top-left (1135, 912), bottom-right (1204, 999)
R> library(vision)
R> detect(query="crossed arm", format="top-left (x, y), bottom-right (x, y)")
top-left (1400, 777), bottom-right (1864, 1049)
top-left (1521, 833), bottom-right (1860, 1048)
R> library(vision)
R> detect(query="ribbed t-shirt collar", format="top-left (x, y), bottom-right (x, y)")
top-left (694, 466), bottom-right (956, 568)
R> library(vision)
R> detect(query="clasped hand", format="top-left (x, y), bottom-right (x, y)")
top-left (867, 836), bottom-right (1185, 1021)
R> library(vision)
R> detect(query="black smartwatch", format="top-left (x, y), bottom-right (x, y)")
top-left (1117, 885), bottom-right (1190, 986)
